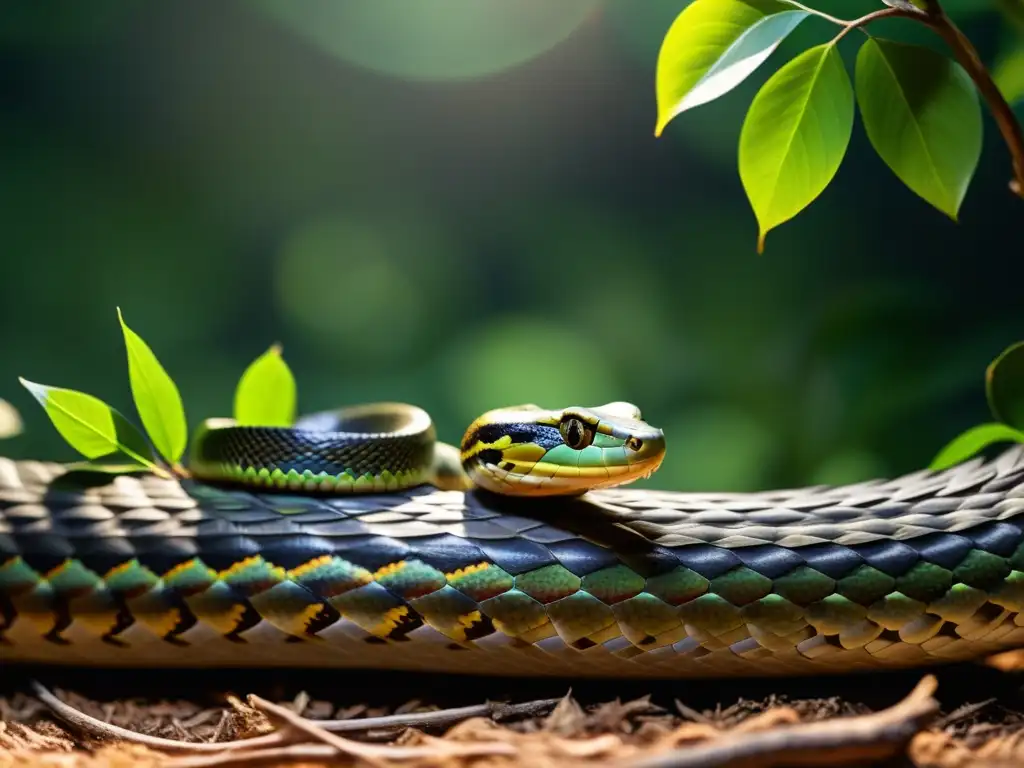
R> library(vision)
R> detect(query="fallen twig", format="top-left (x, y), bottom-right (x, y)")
top-left (246, 693), bottom-right (516, 763)
top-left (309, 696), bottom-right (561, 733)
top-left (617, 674), bottom-right (940, 768)
top-left (29, 679), bottom-right (548, 760)
top-left (29, 680), bottom-right (288, 755)
top-left (933, 698), bottom-right (997, 730)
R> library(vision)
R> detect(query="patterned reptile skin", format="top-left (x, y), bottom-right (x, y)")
top-left (1, 448), bottom-right (1023, 678)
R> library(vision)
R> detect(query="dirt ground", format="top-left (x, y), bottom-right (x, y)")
top-left (2, 652), bottom-right (1024, 767)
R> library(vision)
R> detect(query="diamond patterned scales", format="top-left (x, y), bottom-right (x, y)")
top-left (0, 448), bottom-right (1022, 677)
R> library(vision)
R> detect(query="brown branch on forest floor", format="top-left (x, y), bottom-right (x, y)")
top-left (29, 679), bottom-right (556, 757)
top-left (27, 673), bottom-right (1020, 768)
top-left (616, 674), bottom-right (940, 768)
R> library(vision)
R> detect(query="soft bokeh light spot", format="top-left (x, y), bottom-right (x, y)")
top-left (255, 0), bottom-right (602, 81)
top-left (507, 202), bottom-right (686, 395)
top-left (810, 449), bottom-right (887, 487)
top-left (443, 317), bottom-right (624, 427)
top-left (655, 407), bottom-right (775, 491)
top-left (275, 214), bottom-right (437, 363)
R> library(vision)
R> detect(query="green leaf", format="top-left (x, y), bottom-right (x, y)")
top-left (739, 42), bottom-right (853, 253)
top-left (854, 38), bottom-right (982, 220)
top-left (929, 422), bottom-right (1024, 470)
top-left (986, 341), bottom-right (1024, 430)
top-left (993, 44), bottom-right (1024, 106)
top-left (654, 0), bottom-right (809, 136)
top-left (234, 344), bottom-right (297, 427)
top-left (117, 308), bottom-right (188, 465)
top-left (18, 377), bottom-right (167, 476)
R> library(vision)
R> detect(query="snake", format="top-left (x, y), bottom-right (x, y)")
top-left (185, 401), bottom-right (667, 498)
top-left (1, 400), bottom-right (1022, 679)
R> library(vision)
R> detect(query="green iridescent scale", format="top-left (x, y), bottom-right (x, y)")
top-left (102, 560), bottom-right (160, 599)
top-left (375, 560), bottom-right (447, 600)
top-left (446, 563), bottom-right (514, 602)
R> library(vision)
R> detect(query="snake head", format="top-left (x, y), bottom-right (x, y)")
top-left (460, 401), bottom-right (665, 497)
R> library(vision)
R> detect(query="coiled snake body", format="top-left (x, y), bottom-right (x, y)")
top-left (1, 401), bottom-right (1023, 678)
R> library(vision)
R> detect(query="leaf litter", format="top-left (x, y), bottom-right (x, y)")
top-left (1, 650), bottom-right (1023, 768)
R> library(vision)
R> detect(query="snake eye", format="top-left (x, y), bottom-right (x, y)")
top-left (560, 417), bottom-right (593, 450)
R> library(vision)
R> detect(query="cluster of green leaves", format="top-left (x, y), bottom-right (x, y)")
top-left (654, 0), bottom-right (1011, 252)
top-left (930, 341), bottom-right (1024, 469)
top-left (18, 308), bottom-right (297, 476)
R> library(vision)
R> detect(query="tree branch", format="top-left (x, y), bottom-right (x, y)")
top-left (918, 1), bottom-right (1024, 197)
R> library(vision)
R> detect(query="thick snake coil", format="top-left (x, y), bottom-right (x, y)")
top-left (1, 444), bottom-right (1023, 678)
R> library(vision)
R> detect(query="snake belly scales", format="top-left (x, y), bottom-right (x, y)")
top-left (1, 400), bottom-right (1023, 679)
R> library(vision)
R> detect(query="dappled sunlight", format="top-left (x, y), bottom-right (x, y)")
top-left (274, 212), bottom-right (458, 365)
top-left (254, 0), bottom-right (602, 81)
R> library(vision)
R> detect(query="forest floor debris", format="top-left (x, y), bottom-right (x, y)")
top-left (2, 651), bottom-right (1023, 768)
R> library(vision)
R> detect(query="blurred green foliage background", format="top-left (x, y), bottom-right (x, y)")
top-left (0, 0), bottom-right (1021, 493)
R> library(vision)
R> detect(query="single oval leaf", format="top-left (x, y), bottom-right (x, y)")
top-left (739, 42), bottom-right (853, 252)
top-left (929, 422), bottom-right (1024, 471)
top-left (18, 377), bottom-right (165, 475)
top-left (234, 344), bottom-right (297, 427)
top-left (986, 341), bottom-right (1024, 430)
top-left (654, 0), bottom-right (809, 136)
top-left (855, 38), bottom-right (982, 220)
top-left (117, 307), bottom-right (188, 465)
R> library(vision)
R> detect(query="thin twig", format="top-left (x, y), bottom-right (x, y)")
top-left (248, 693), bottom-right (516, 761)
top-left (933, 698), bottom-right (997, 730)
top-left (29, 681), bottom-right (288, 754)
top-left (309, 697), bottom-right (560, 733)
top-left (616, 674), bottom-right (940, 768)
top-left (784, 1), bottom-right (920, 30)
top-left (30, 679), bottom-right (548, 757)
top-left (674, 700), bottom-right (715, 727)
top-left (830, 6), bottom-right (918, 45)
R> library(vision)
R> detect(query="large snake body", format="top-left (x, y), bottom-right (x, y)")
top-left (1, 401), bottom-right (1023, 678)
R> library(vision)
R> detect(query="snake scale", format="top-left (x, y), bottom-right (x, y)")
top-left (1, 400), bottom-right (1023, 679)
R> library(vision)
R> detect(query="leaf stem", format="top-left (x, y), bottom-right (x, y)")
top-left (916, 1), bottom-right (1024, 197)
top-left (785, 2), bottom-right (918, 34)
top-left (829, 7), bottom-right (918, 46)
top-left (781, 1), bottom-right (848, 26)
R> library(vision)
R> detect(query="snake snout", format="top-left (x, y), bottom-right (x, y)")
top-left (624, 427), bottom-right (666, 481)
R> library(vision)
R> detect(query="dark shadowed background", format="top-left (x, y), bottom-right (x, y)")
top-left (1, 0), bottom-right (1021, 493)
